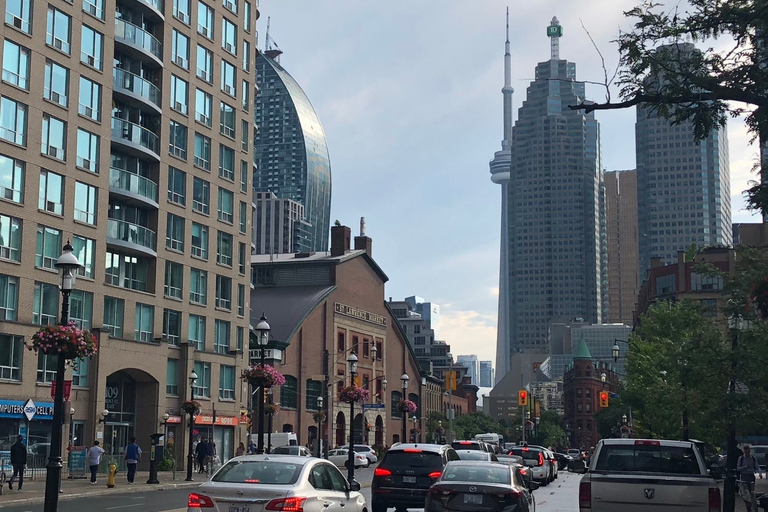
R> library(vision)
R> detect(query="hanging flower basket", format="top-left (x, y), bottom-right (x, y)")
top-left (749, 275), bottom-right (768, 318)
top-left (338, 385), bottom-right (370, 404)
top-left (264, 403), bottom-right (280, 415)
top-left (181, 400), bottom-right (201, 415)
top-left (410, 427), bottom-right (421, 434)
top-left (397, 399), bottom-right (417, 415)
top-left (313, 411), bottom-right (326, 423)
top-left (27, 322), bottom-right (98, 360)
top-left (241, 364), bottom-right (285, 388)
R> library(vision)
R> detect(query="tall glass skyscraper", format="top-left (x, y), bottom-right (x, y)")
top-left (492, 17), bottom-right (607, 383)
top-left (254, 50), bottom-right (332, 252)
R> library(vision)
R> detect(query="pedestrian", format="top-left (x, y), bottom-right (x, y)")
top-left (192, 436), bottom-right (201, 471)
top-left (86, 440), bottom-right (105, 484)
top-left (8, 435), bottom-right (26, 490)
top-left (248, 440), bottom-right (257, 454)
top-left (737, 444), bottom-right (764, 512)
top-left (196, 438), bottom-right (208, 473)
top-left (235, 442), bottom-right (245, 457)
top-left (206, 438), bottom-right (216, 471)
top-left (123, 437), bottom-right (142, 484)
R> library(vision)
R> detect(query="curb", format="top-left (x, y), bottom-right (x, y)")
top-left (0, 481), bottom-right (201, 506)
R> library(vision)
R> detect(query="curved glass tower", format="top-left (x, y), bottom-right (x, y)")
top-left (254, 51), bottom-right (332, 252)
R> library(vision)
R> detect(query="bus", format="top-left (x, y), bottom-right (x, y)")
top-left (474, 433), bottom-right (504, 447)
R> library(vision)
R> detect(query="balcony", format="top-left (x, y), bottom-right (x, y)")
top-left (111, 117), bottom-right (160, 161)
top-left (110, 167), bottom-right (159, 208)
top-left (107, 218), bottom-right (157, 257)
top-left (114, 18), bottom-right (163, 66)
top-left (129, 0), bottom-right (164, 21)
top-left (113, 68), bottom-right (162, 114)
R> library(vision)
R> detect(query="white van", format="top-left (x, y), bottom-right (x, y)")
top-left (250, 432), bottom-right (298, 449)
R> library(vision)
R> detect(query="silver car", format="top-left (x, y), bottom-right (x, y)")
top-left (187, 455), bottom-right (366, 512)
top-left (353, 445), bottom-right (378, 465)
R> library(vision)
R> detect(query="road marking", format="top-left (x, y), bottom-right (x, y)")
top-left (106, 504), bottom-right (145, 509)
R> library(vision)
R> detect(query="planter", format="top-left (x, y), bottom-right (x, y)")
top-left (27, 322), bottom-right (98, 359)
top-left (241, 364), bottom-right (285, 388)
top-left (338, 385), bottom-right (369, 404)
top-left (181, 400), bottom-right (201, 415)
top-left (397, 399), bottom-right (417, 415)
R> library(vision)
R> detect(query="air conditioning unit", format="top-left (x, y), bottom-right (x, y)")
top-left (47, 146), bottom-right (60, 158)
top-left (174, 101), bottom-right (183, 112)
top-left (12, 16), bottom-right (22, 29)
top-left (0, 247), bottom-right (10, 259)
top-left (175, 55), bottom-right (187, 68)
top-left (54, 38), bottom-right (64, 50)
top-left (46, 200), bottom-right (57, 212)
top-left (225, 43), bottom-right (234, 53)
top-left (199, 26), bottom-right (210, 38)
top-left (82, 106), bottom-right (94, 118)
top-left (79, 158), bottom-right (92, 171)
top-left (1, 187), bottom-right (13, 200)
top-left (86, 3), bottom-right (98, 16)
top-left (176, 11), bottom-right (189, 23)
top-left (51, 91), bottom-right (61, 104)
top-left (87, 55), bottom-right (96, 67)
top-left (224, 84), bottom-right (234, 95)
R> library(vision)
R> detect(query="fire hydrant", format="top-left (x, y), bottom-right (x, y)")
top-left (107, 464), bottom-right (117, 488)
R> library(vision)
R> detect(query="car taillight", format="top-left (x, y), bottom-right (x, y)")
top-left (266, 497), bottom-right (306, 512)
top-left (579, 481), bottom-right (591, 509)
top-left (519, 467), bottom-right (527, 474)
top-left (497, 490), bottom-right (522, 500)
top-left (374, 467), bottom-right (392, 477)
top-left (708, 487), bottom-right (721, 512)
top-left (188, 493), bottom-right (215, 508)
top-left (428, 471), bottom-right (442, 479)
top-left (429, 487), bottom-right (452, 496)
top-left (538, 453), bottom-right (544, 466)
top-left (460, 441), bottom-right (472, 445)
top-left (403, 448), bottom-right (423, 453)
top-left (634, 440), bottom-right (660, 446)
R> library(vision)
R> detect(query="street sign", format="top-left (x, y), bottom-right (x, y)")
top-left (362, 403), bottom-right (385, 409)
top-left (51, 380), bottom-right (72, 401)
top-left (23, 399), bottom-right (36, 421)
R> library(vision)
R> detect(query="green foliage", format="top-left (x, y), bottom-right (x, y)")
top-left (452, 412), bottom-right (504, 441)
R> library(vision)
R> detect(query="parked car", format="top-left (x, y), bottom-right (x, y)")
top-left (186, 454), bottom-right (366, 512)
top-left (353, 444), bottom-right (378, 465)
top-left (371, 443), bottom-right (459, 512)
top-left (328, 448), bottom-right (367, 469)
top-left (455, 450), bottom-right (499, 462)
top-left (509, 446), bottom-right (551, 485)
top-left (751, 445), bottom-right (768, 470)
top-left (451, 440), bottom-right (487, 452)
top-left (270, 445), bottom-right (312, 457)
top-left (424, 461), bottom-right (538, 512)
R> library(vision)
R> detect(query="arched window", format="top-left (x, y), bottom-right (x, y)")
top-left (281, 375), bottom-right (298, 409)
top-left (391, 391), bottom-right (402, 418)
top-left (306, 379), bottom-right (322, 410)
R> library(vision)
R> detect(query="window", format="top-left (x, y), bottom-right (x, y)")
top-left (169, 120), bottom-right (187, 159)
top-left (33, 282), bottom-right (59, 325)
top-left (72, 356), bottom-right (88, 386)
top-left (5, 0), bottom-right (32, 33)
top-left (220, 103), bottom-right (236, 138)
top-left (36, 225), bottom-right (61, 269)
top-left (74, 181), bottom-right (97, 225)
top-left (195, 89), bottom-right (212, 126)
top-left (37, 354), bottom-right (57, 382)
top-left (197, 2), bottom-right (213, 39)
top-left (221, 60), bottom-right (236, 96)
top-left (171, 30), bottom-right (190, 69)
top-left (42, 114), bottom-right (67, 160)
top-left (220, 146), bottom-right (235, 181)
top-left (39, 169), bottom-right (64, 215)
top-left (134, 303), bottom-right (154, 342)
top-left (214, 319), bottom-right (229, 354)
top-left (83, 0), bottom-right (104, 20)
top-left (196, 45), bottom-right (213, 83)
top-left (72, 235), bottom-right (95, 278)
top-left (0, 334), bottom-right (22, 380)
top-left (219, 364), bottom-right (235, 399)
top-left (280, 376), bottom-right (298, 409)
top-left (656, 274), bottom-right (675, 294)
top-left (166, 358), bottom-right (179, 395)
top-left (76, 129), bottom-right (100, 173)
top-left (221, 17), bottom-right (237, 54)
top-left (0, 214), bottom-right (22, 262)
top-left (218, 187), bottom-right (233, 223)
top-left (164, 261), bottom-right (183, 299)
top-left (172, 0), bottom-right (189, 24)
top-left (337, 332), bottom-right (345, 352)
top-left (306, 380), bottom-right (322, 410)
top-left (390, 391), bottom-right (403, 418)
top-left (168, 166), bottom-right (186, 205)
top-left (80, 25), bottom-right (103, 70)
top-left (194, 133), bottom-right (211, 170)
top-left (217, 231), bottom-right (233, 266)
top-left (166, 213), bottom-right (185, 251)
top-left (237, 283), bottom-right (245, 316)
top-left (189, 314), bottom-right (205, 350)
top-left (239, 201), bottom-right (247, 233)
top-left (193, 361), bottom-right (211, 398)
top-left (105, 252), bottom-right (149, 291)
top-left (241, 80), bottom-right (250, 111)
top-left (241, 121), bottom-right (249, 152)
top-left (0, 275), bottom-right (18, 321)
top-left (238, 242), bottom-right (246, 274)
top-left (700, 298), bottom-right (718, 317)
top-left (69, 290), bottom-right (93, 329)
top-left (78, 77), bottom-right (101, 121)
top-left (236, 325), bottom-right (243, 351)
top-left (215, 274), bottom-right (231, 310)
top-left (0, 154), bottom-right (24, 203)
top-left (243, 40), bottom-right (251, 71)
top-left (103, 296), bottom-right (124, 337)
top-left (243, 1), bottom-right (251, 32)
top-left (0, 96), bottom-right (27, 145)
top-left (2, 40), bottom-right (30, 89)
top-left (170, 75), bottom-right (189, 114)
top-left (691, 272), bottom-right (723, 291)
top-left (191, 222), bottom-right (208, 259)
top-left (193, 177), bottom-right (210, 214)
top-left (190, 268), bottom-right (207, 305)
top-left (240, 161), bottom-right (248, 192)
top-left (163, 308), bottom-right (181, 345)
top-left (46, 7), bottom-right (71, 54)
top-left (223, 0), bottom-right (236, 14)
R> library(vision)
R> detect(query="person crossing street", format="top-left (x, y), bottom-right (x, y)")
top-left (737, 444), bottom-right (764, 512)
top-left (8, 435), bottom-right (26, 490)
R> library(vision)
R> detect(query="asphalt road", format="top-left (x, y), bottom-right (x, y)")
top-left (0, 488), bottom-right (195, 512)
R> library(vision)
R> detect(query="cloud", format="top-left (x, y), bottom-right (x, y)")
top-left (438, 307), bottom-right (498, 363)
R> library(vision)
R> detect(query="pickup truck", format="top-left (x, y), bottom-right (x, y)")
top-left (579, 439), bottom-right (721, 512)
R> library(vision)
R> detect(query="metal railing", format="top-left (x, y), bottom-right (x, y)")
top-left (107, 218), bottom-right (157, 251)
top-left (111, 117), bottom-right (160, 156)
top-left (113, 68), bottom-right (162, 108)
top-left (110, 167), bottom-right (158, 202)
top-left (114, 18), bottom-right (163, 61)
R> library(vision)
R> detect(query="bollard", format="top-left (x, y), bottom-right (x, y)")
top-left (107, 464), bottom-right (117, 488)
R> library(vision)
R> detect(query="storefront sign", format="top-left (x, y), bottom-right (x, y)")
top-left (334, 302), bottom-right (387, 327)
top-left (0, 400), bottom-right (54, 420)
top-left (68, 447), bottom-right (87, 479)
top-left (167, 415), bottom-right (239, 426)
top-left (23, 399), bottom-right (36, 421)
top-left (50, 380), bottom-right (72, 401)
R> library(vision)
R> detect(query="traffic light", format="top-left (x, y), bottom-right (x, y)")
top-left (445, 371), bottom-right (457, 391)
top-left (518, 390), bottom-right (529, 406)
top-left (599, 391), bottom-right (609, 408)
top-left (246, 412), bottom-right (252, 430)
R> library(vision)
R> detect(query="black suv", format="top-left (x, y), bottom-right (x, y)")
top-left (371, 443), bottom-right (459, 512)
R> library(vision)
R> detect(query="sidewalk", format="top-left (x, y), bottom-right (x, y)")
top-left (0, 470), bottom-right (201, 507)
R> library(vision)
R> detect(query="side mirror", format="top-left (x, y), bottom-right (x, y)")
top-left (348, 479), bottom-right (361, 492)
top-left (528, 481), bottom-right (540, 491)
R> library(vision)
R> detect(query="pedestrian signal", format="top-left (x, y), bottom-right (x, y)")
top-left (518, 390), bottom-right (528, 406)
top-left (599, 391), bottom-right (609, 408)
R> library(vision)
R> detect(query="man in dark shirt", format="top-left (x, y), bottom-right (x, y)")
top-left (9, 435), bottom-right (27, 490)
top-left (195, 438), bottom-right (208, 473)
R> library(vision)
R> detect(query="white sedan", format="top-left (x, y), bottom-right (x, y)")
top-left (187, 455), bottom-right (366, 512)
top-left (328, 448), bottom-right (368, 469)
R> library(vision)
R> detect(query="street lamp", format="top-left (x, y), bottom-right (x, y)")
top-left (601, 373), bottom-right (607, 388)
top-left (254, 314), bottom-right (270, 455)
top-left (44, 242), bottom-right (81, 512)
top-left (612, 339), bottom-right (629, 362)
top-left (185, 369), bottom-right (198, 481)
top-left (69, 408), bottom-right (75, 448)
top-left (316, 395), bottom-right (324, 457)
top-left (347, 352), bottom-right (358, 484)
top-left (411, 416), bottom-right (418, 442)
top-left (401, 373), bottom-right (409, 443)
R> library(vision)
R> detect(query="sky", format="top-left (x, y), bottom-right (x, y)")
top-left (256, 0), bottom-right (761, 369)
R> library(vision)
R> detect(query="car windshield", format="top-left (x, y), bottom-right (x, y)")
top-left (442, 465), bottom-right (510, 483)
top-left (595, 444), bottom-right (700, 474)
top-left (354, 446), bottom-right (370, 452)
top-left (382, 451), bottom-right (443, 470)
top-left (212, 460), bottom-right (303, 484)
top-left (457, 451), bottom-right (490, 461)
top-left (272, 447), bottom-right (295, 454)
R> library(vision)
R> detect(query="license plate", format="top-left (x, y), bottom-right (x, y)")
top-left (229, 506), bottom-right (250, 512)
top-left (403, 476), bottom-right (416, 483)
top-left (464, 494), bottom-right (483, 504)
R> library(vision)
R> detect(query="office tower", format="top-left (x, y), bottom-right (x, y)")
top-left (636, 43), bottom-right (731, 273)
top-left (404, 295), bottom-right (440, 339)
top-left (492, 17), bottom-right (606, 383)
top-left (0, 0), bottom-right (258, 464)
top-left (252, 191), bottom-right (312, 254)
top-left (605, 171), bottom-right (639, 324)
top-left (479, 361), bottom-right (495, 388)
top-left (253, 47), bottom-right (331, 253)
top-left (456, 355), bottom-right (479, 385)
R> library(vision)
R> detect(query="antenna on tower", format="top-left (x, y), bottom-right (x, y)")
top-left (506, 6), bottom-right (509, 43)
top-left (264, 16), bottom-right (283, 61)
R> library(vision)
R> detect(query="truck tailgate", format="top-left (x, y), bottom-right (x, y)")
top-left (588, 473), bottom-right (713, 512)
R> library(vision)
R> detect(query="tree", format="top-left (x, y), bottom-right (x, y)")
top-left (452, 412), bottom-right (504, 441)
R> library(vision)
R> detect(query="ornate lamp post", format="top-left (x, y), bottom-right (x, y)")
top-left (254, 314), bottom-right (270, 454)
top-left (185, 369), bottom-right (198, 481)
top-left (401, 373), bottom-right (409, 443)
top-left (44, 242), bottom-right (81, 512)
top-left (347, 352), bottom-right (358, 483)
top-left (316, 395), bottom-right (324, 457)
top-left (601, 372), bottom-right (607, 388)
